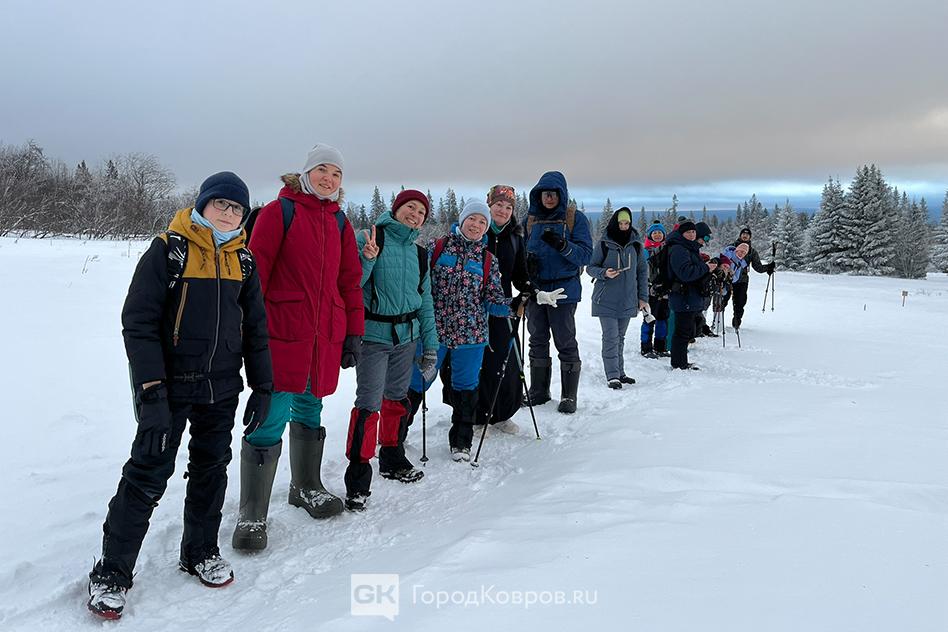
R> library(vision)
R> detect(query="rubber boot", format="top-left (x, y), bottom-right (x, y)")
top-left (232, 439), bottom-right (281, 551)
top-left (557, 362), bottom-right (581, 414)
top-left (287, 424), bottom-right (344, 518)
top-left (523, 357), bottom-right (552, 406)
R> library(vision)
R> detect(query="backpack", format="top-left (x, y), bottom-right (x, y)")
top-left (647, 244), bottom-right (673, 296)
top-left (525, 202), bottom-right (577, 235)
top-left (431, 236), bottom-right (493, 292)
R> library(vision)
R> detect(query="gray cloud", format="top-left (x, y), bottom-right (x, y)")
top-left (1, 0), bottom-right (946, 207)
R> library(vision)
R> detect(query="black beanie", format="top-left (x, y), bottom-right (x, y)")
top-left (740, 227), bottom-right (752, 238)
top-left (194, 171), bottom-right (251, 216)
top-left (678, 221), bottom-right (697, 234)
top-left (696, 222), bottom-right (712, 239)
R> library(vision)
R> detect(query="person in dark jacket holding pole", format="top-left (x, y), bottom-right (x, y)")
top-left (474, 185), bottom-right (533, 433)
top-left (730, 227), bottom-right (775, 329)
top-left (666, 221), bottom-right (714, 370)
top-left (87, 172), bottom-right (272, 620)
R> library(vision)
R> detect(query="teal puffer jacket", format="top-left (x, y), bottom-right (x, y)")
top-left (356, 212), bottom-right (439, 351)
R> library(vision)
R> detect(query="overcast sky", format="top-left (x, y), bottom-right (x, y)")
top-left (2, 0), bottom-right (946, 211)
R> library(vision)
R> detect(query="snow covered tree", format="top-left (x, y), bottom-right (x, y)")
top-left (638, 207), bottom-right (647, 236)
top-left (772, 200), bottom-right (805, 270)
top-left (358, 204), bottom-right (369, 229)
top-left (931, 191), bottom-right (948, 273)
top-left (370, 186), bottom-right (387, 222)
top-left (889, 196), bottom-right (931, 278)
top-left (444, 188), bottom-right (459, 224)
top-left (806, 178), bottom-right (847, 273)
top-left (850, 165), bottom-right (895, 275)
top-left (597, 198), bottom-right (614, 240)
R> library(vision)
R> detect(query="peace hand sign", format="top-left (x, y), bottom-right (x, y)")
top-left (362, 225), bottom-right (379, 260)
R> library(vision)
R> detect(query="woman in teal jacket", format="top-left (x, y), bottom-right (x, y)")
top-left (344, 189), bottom-right (439, 511)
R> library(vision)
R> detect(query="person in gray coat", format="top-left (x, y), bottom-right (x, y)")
top-left (587, 208), bottom-right (649, 388)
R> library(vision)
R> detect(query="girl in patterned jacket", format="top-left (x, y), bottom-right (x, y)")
top-left (408, 201), bottom-right (510, 461)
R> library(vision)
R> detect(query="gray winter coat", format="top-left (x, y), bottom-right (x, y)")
top-left (587, 227), bottom-right (649, 319)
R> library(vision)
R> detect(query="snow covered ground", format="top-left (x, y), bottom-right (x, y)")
top-left (0, 236), bottom-right (945, 631)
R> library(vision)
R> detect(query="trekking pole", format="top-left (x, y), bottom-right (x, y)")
top-left (761, 274), bottom-right (772, 313)
top-left (471, 325), bottom-right (517, 468)
top-left (419, 390), bottom-right (428, 464)
top-left (770, 241), bottom-right (777, 312)
top-left (510, 313), bottom-right (540, 440)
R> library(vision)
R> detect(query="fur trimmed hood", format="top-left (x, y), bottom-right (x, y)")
top-left (280, 173), bottom-right (345, 204)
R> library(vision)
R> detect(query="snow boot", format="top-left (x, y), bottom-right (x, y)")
top-left (288, 423), bottom-right (344, 518)
top-left (451, 447), bottom-right (471, 462)
top-left (523, 357), bottom-right (552, 406)
top-left (608, 378), bottom-right (622, 390)
top-left (232, 439), bottom-right (281, 552)
top-left (557, 362), bottom-right (581, 414)
top-left (654, 339), bottom-right (671, 357)
top-left (449, 389), bottom-right (478, 452)
top-left (492, 419), bottom-right (520, 434)
top-left (345, 493), bottom-right (370, 512)
top-left (640, 341), bottom-right (653, 356)
top-left (87, 568), bottom-right (129, 620)
top-left (378, 398), bottom-right (424, 484)
top-left (179, 550), bottom-right (234, 587)
top-left (619, 375), bottom-right (636, 385)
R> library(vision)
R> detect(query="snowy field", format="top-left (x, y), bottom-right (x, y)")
top-left (0, 236), bottom-right (945, 632)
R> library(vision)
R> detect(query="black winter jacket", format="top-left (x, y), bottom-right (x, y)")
top-left (122, 209), bottom-right (272, 403)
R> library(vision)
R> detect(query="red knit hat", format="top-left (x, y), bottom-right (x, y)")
top-left (392, 189), bottom-right (430, 223)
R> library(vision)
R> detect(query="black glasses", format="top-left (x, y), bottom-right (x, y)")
top-left (211, 198), bottom-right (245, 216)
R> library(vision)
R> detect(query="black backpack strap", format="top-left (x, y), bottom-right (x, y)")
top-left (416, 244), bottom-right (427, 294)
top-left (236, 247), bottom-right (255, 282)
top-left (164, 231), bottom-right (188, 291)
top-left (278, 197), bottom-right (295, 234)
top-left (335, 209), bottom-right (346, 242)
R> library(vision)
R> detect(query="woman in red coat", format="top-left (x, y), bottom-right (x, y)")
top-left (232, 144), bottom-right (364, 551)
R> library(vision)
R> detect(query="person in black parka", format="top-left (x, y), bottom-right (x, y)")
top-left (475, 185), bottom-right (534, 432)
top-left (666, 221), bottom-right (714, 370)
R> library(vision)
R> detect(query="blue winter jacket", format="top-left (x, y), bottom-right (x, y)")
top-left (666, 230), bottom-right (710, 312)
top-left (720, 245), bottom-right (749, 284)
top-left (524, 171), bottom-right (593, 303)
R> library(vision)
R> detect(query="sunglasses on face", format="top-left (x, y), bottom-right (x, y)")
top-left (211, 198), bottom-right (246, 216)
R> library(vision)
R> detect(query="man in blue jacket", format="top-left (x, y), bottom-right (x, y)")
top-left (522, 171), bottom-right (593, 413)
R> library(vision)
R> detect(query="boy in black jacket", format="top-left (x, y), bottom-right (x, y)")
top-left (87, 172), bottom-right (272, 620)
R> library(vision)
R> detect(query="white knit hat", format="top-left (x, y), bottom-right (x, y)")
top-left (301, 143), bottom-right (345, 174)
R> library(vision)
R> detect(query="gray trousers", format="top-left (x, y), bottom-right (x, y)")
top-left (354, 340), bottom-right (418, 411)
top-left (599, 316), bottom-right (631, 380)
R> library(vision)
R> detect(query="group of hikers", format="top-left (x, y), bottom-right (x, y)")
top-left (85, 144), bottom-right (774, 619)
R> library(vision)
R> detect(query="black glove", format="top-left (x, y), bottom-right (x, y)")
top-left (341, 334), bottom-right (362, 368)
top-left (510, 290), bottom-right (533, 314)
top-left (243, 388), bottom-right (272, 437)
top-left (766, 262), bottom-right (775, 275)
top-left (540, 229), bottom-right (568, 252)
top-left (132, 383), bottom-right (172, 460)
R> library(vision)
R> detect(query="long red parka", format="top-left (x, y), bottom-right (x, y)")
top-left (249, 174), bottom-right (364, 396)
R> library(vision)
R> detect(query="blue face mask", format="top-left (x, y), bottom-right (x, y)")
top-left (190, 208), bottom-right (242, 247)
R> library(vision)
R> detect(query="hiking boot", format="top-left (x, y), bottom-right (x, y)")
top-left (87, 579), bottom-right (127, 620)
top-left (179, 552), bottom-right (234, 588)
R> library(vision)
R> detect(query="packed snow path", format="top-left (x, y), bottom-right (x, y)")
top-left (0, 237), bottom-right (945, 631)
